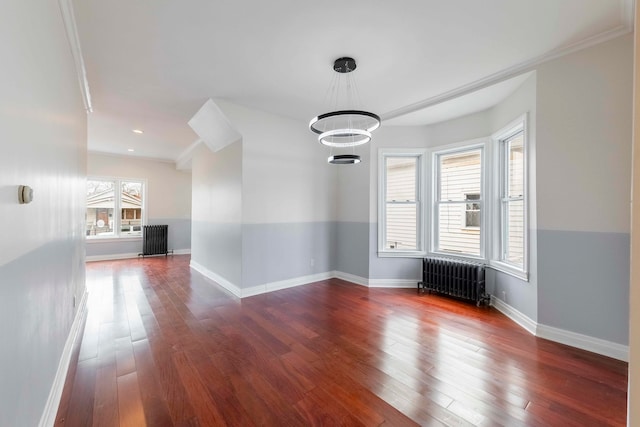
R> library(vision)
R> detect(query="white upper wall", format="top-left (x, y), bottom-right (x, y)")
top-left (536, 34), bottom-right (633, 233)
top-left (216, 99), bottom-right (337, 224)
top-left (88, 152), bottom-right (191, 220)
top-left (0, 1), bottom-right (87, 425)
top-left (426, 109), bottom-right (493, 148)
top-left (191, 142), bottom-right (243, 285)
top-left (368, 126), bottom-right (431, 223)
top-left (0, 6), bottom-right (87, 267)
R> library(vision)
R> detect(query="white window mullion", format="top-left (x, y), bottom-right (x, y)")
top-left (432, 145), bottom-right (484, 259)
top-left (492, 114), bottom-right (528, 277)
top-left (378, 149), bottom-right (426, 257)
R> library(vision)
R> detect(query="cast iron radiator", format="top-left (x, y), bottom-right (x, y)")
top-left (138, 225), bottom-right (173, 257)
top-left (418, 257), bottom-right (489, 306)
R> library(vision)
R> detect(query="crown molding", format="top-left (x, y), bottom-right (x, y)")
top-left (383, 20), bottom-right (634, 122)
top-left (175, 139), bottom-right (203, 171)
top-left (58, 0), bottom-right (93, 113)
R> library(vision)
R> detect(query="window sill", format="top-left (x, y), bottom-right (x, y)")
top-left (86, 236), bottom-right (142, 244)
top-left (378, 250), bottom-right (426, 258)
top-left (488, 261), bottom-right (528, 282)
top-left (429, 251), bottom-right (485, 263)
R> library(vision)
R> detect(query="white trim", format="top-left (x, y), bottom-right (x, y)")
top-left (491, 114), bottom-right (529, 277)
top-left (99, 257), bottom-right (631, 362)
top-left (86, 176), bottom-right (148, 240)
top-left (537, 324), bottom-right (629, 362)
top-left (377, 251), bottom-right (426, 258)
top-left (368, 278), bottom-right (419, 288)
top-left (488, 261), bottom-right (528, 281)
top-left (86, 237), bottom-right (142, 244)
top-left (491, 296), bottom-right (628, 361)
top-left (431, 141), bottom-right (487, 258)
top-left (58, 0), bottom-right (92, 113)
top-left (86, 249), bottom-right (190, 262)
top-left (38, 290), bottom-right (88, 427)
top-left (86, 252), bottom-right (139, 262)
top-left (490, 295), bottom-right (537, 336)
top-left (189, 260), bottom-right (242, 297)
top-left (332, 271), bottom-right (369, 287)
top-left (242, 272), bottom-right (335, 298)
top-left (383, 25), bottom-right (632, 122)
top-left (377, 148), bottom-right (428, 256)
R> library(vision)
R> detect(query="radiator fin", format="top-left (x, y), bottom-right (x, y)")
top-left (138, 225), bottom-right (173, 257)
top-left (419, 257), bottom-right (488, 306)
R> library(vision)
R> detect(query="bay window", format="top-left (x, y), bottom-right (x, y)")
top-left (433, 147), bottom-right (484, 258)
top-left (378, 149), bottom-right (426, 256)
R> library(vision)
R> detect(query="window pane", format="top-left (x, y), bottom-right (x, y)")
top-left (439, 150), bottom-right (481, 201)
top-left (505, 199), bottom-right (524, 267)
top-left (386, 203), bottom-right (417, 250)
top-left (86, 180), bottom-right (115, 236)
top-left (437, 204), bottom-right (480, 256)
top-left (508, 133), bottom-right (524, 198)
top-left (386, 157), bottom-right (416, 201)
top-left (121, 181), bottom-right (143, 236)
top-left (464, 193), bottom-right (481, 228)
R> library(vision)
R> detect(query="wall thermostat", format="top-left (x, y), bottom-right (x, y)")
top-left (18, 185), bottom-right (33, 204)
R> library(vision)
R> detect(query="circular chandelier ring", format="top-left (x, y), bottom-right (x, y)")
top-left (328, 154), bottom-right (361, 165)
top-left (319, 128), bottom-right (371, 147)
top-left (309, 110), bottom-right (381, 135)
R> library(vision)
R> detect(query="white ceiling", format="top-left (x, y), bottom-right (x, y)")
top-left (72, 0), bottom-right (633, 161)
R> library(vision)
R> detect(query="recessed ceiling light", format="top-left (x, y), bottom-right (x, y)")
top-left (127, 148), bottom-right (135, 152)
top-left (132, 129), bottom-right (143, 134)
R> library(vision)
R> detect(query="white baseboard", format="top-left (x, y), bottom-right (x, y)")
top-left (189, 260), bottom-right (242, 297)
top-left (332, 271), bottom-right (369, 287)
top-left (86, 252), bottom-right (139, 262)
top-left (491, 295), bottom-right (537, 336)
top-left (136, 258), bottom-right (633, 363)
top-left (537, 323), bottom-right (629, 362)
top-left (369, 278), bottom-right (420, 288)
top-left (242, 271), bottom-right (334, 298)
top-left (38, 290), bottom-right (88, 427)
top-left (86, 249), bottom-right (191, 262)
top-left (491, 295), bottom-right (628, 361)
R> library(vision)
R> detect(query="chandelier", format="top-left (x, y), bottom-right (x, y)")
top-left (309, 57), bottom-right (381, 164)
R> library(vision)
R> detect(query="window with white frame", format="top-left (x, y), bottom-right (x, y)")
top-left (464, 193), bottom-right (481, 228)
top-left (496, 122), bottom-right (526, 272)
top-left (378, 150), bottom-right (425, 255)
top-left (86, 178), bottom-right (145, 238)
top-left (433, 147), bottom-right (483, 257)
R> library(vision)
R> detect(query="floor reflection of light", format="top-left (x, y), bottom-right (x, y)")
top-left (378, 313), bottom-right (422, 391)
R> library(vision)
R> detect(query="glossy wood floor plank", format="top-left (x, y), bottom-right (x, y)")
top-left (56, 255), bottom-right (627, 426)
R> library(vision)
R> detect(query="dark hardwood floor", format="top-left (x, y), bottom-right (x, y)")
top-left (56, 255), bottom-right (627, 426)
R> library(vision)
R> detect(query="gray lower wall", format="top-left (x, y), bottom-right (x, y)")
top-left (190, 220), bottom-right (630, 348)
top-left (368, 222), bottom-right (423, 280)
top-left (487, 269), bottom-right (538, 322)
top-left (537, 229), bottom-right (630, 345)
top-left (242, 222), bottom-right (335, 289)
top-left (86, 217), bottom-right (191, 258)
top-left (191, 220), bottom-right (242, 286)
top-left (0, 239), bottom-right (84, 426)
top-left (335, 222), bottom-right (369, 278)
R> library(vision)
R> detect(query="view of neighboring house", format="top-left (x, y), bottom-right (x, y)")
top-left (437, 149), bottom-right (483, 256)
top-left (86, 179), bottom-right (143, 236)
